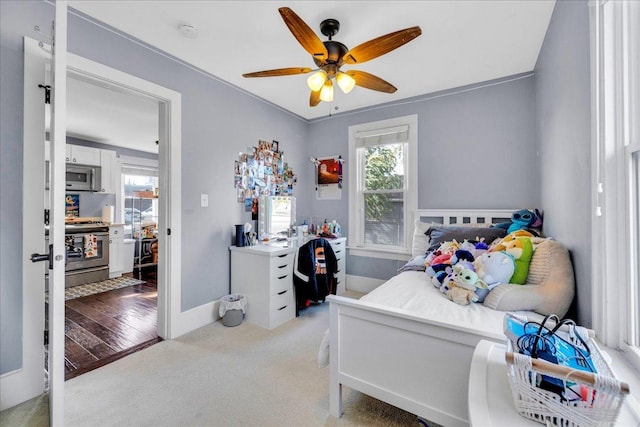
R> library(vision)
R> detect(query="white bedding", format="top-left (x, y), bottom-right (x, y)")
top-left (318, 270), bottom-right (539, 368)
top-left (360, 271), bottom-right (541, 335)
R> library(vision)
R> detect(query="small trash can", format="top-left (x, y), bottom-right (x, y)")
top-left (219, 294), bottom-right (247, 327)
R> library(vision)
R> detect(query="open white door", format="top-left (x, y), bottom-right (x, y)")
top-left (2, 3), bottom-right (68, 424)
top-left (0, 40), bottom-right (48, 414)
top-left (48, 2), bottom-right (68, 425)
top-left (1, 4), bottom-right (66, 420)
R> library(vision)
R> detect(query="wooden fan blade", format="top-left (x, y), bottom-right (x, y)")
top-left (243, 67), bottom-right (312, 78)
top-left (342, 26), bottom-right (422, 65)
top-left (279, 7), bottom-right (328, 62)
top-left (346, 70), bottom-right (397, 93)
top-left (310, 90), bottom-right (321, 107)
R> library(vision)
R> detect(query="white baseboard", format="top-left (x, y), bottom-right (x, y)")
top-left (172, 300), bottom-right (220, 338)
top-left (1, 368), bottom-right (42, 411)
top-left (345, 274), bottom-right (386, 294)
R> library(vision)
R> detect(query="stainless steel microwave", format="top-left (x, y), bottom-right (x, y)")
top-left (65, 164), bottom-right (101, 192)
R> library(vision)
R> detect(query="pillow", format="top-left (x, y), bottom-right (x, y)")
top-left (426, 225), bottom-right (506, 251)
top-left (411, 220), bottom-right (435, 257)
top-left (482, 239), bottom-right (575, 317)
top-left (398, 254), bottom-right (427, 273)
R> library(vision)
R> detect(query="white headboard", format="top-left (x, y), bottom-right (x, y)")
top-left (415, 209), bottom-right (516, 225)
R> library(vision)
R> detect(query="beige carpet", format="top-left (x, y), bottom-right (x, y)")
top-left (3, 291), bottom-right (442, 427)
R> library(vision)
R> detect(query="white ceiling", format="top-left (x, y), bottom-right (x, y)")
top-left (65, 0), bottom-right (555, 149)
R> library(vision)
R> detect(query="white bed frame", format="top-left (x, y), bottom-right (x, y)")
top-left (328, 209), bottom-right (517, 427)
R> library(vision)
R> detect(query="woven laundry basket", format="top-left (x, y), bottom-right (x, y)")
top-left (505, 339), bottom-right (629, 427)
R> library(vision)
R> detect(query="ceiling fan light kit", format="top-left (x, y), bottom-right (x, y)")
top-left (319, 80), bottom-right (334, 102)
top-left (242, 7), bottom-right (422, 108)
top-left (307, 70), bottom-right (328, 92)
top-left (336, 72), bottom-right (356, 94)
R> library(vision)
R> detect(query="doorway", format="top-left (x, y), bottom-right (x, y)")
top-left (60, 73), bottom-right (164, 379)
top-left (8, 36), bottom-right (183, 412)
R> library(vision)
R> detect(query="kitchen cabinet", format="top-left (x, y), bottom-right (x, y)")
top-left (109, 224), bottom-right (124, 278)
top-left (99, 149), bottom-right (118, 193)
top-left (230, 245), bottom-right (296, 329)
top-left (66, 144), bottom-right (101, 166)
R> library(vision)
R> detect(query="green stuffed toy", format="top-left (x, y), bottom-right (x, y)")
top-left (502, 236), bottom-right (534, 284)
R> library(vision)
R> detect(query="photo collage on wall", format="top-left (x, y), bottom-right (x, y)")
top-left (234, 140), bottom-right (297, 214)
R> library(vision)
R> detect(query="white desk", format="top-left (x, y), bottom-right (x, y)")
top-left (468, 340), bottom-right (640, 427)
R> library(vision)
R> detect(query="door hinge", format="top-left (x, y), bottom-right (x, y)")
top-left (44, 330), bottom-right (49, 346)
top-left (44, 209), bottom-right (50, 226)
top-left (167, 228), bottom-right (171, 236)
top-left (38, 84), bottom-right (51, 104)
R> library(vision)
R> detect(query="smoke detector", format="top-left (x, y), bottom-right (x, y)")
top-left (178, 24), bottom-right (199, 39)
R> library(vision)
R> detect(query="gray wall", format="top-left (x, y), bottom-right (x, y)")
top-left (0, 0), bottom-right (594, 377)
top-left (0, 0), bottom-right (310, 374)
top-left (307, 74), bottom-right (539, 280)
top-left (534, 0), bottom-right (592, 326)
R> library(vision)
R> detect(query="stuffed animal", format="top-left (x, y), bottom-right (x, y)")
top-left (443, 265), bottom-right (488, 306)
top-left (502, 236), bottom-right (534, 284)
top-left (447, 287), bottom-right (478, 305)
top-left (473, 251), bottom-right (516, 301)
top-left (492, 209), bottom-right (543, 234)
top-left (474, 251), bottom-right (515, 286)
top-left (491, 230), bottom-right (535, 252)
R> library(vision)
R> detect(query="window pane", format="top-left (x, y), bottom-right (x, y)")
top-left (364, 144), bottom-right (404, 191)
top-left (364, 192), bottom-right (404, 246)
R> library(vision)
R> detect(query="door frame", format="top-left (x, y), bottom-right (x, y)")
top-left (2, 36), bottom-right (183, 411)
top-left (65, 53), bottom-right (182, 340)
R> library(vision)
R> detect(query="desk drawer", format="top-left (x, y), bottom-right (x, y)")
top-left (270, 251), bottom-right (294, 271)
top-left (270, 287), bottom-right (293, 310)
top-left (270, 273), bottom-right (291, 295)
top-left (270, 301), bottom-right (294, 329)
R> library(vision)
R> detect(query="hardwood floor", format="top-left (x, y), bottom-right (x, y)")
top-left (62, 271), bottom-right (160, 380)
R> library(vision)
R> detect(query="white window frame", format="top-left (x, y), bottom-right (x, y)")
top-left (348, 114), bottom-right (418, 259)
top-left (591, 0), bottom-right (640, 370)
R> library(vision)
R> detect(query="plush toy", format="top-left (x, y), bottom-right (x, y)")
top-left (443, 265), bottom-right (488, 306)
top-left (473, 251), bottom-right (516, 301)
top-left (491, 230), bottom-right (535, 252)
top-left (492, 209), bottom-right (543, 234)
top-left (502, 236), bottom-right (534, 284)
top-left (447, 287), bottom-right (478, 305)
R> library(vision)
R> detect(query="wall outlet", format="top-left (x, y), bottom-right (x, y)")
top-left (200, 193), bottom-right (208, 207)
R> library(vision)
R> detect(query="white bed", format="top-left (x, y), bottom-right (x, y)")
top-left (327, 209), bottom-right (552, 427)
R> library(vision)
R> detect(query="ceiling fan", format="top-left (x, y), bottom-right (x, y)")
top-left (243, 7), bottom-right (422, 107)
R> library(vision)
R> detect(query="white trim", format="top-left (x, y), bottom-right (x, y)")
top-left (1, 37), bottom-right (48, 413)
top-left (345, 274), bottom-right (386, 294)
top-left (591, 0), bottom-right (640, 375)
top-left (64, 49), bottom-right (183, 340)
top-left (348, 114), bottom-right (418, 255)
top-left (347, 248), bottom-right (411, 261)
top-left (171, 301), bottom-right (220, 338)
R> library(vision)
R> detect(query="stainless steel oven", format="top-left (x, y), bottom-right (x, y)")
top-left (46, 223), bottom-right (110, 288)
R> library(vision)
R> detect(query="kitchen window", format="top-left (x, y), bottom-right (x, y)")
top-left (120, 155), bottom-right (159, 231)
top-left (348, 115), bottom-right (417, 257)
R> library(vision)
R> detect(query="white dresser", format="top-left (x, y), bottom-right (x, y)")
top-left (328, 237), bottom-right (347, 295)
top-left (229, 245), bottom-right (296, 330)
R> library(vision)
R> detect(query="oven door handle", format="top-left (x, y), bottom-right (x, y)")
top-left (31, 244), bottom-right (54, 270)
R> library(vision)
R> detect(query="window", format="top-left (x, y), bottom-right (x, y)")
top-left (593, 0), bottom-right (640, 368)
top-left (348, 115), bottom-right (417, 256)
top-left (119, 155), bottom-right (159, 230)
